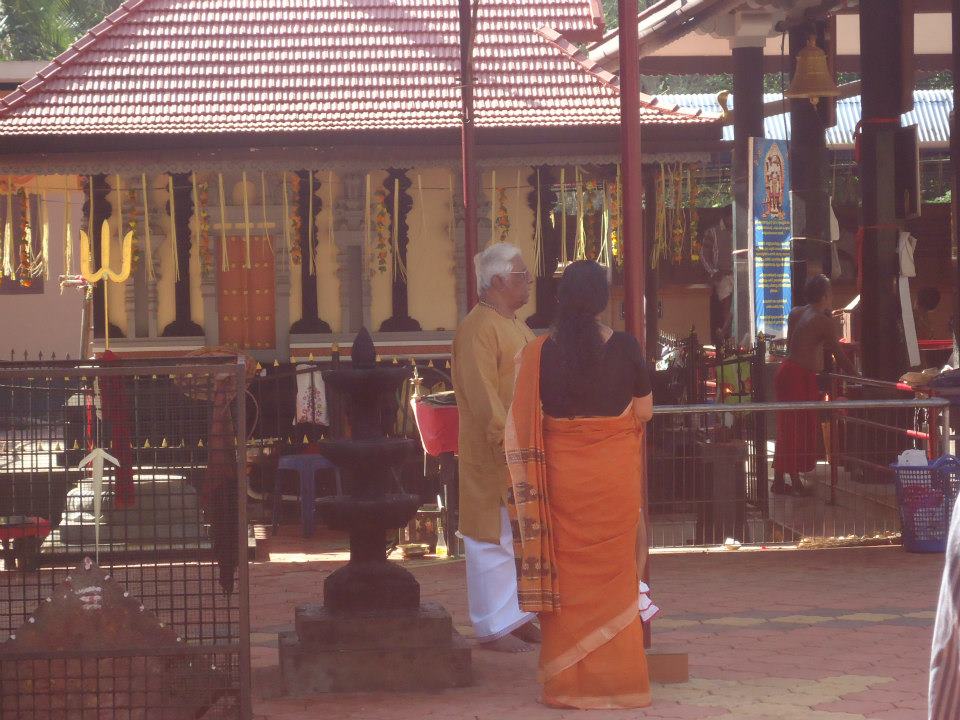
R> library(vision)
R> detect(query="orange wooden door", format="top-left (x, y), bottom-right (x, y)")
top-left (218, 237), bottom-right (276, 350)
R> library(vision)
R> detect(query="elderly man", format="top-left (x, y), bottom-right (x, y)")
top-left (452, 243), bottom-right (539, 652)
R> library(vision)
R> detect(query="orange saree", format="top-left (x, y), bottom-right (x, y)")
top-left (505, 336), bottom-right (650, 709)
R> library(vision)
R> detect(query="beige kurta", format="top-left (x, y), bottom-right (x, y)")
top-left (453, 304), bottom-right (535, 543)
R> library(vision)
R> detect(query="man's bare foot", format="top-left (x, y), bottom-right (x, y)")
top-left (512, 620), bottom-right (542, 644)
top-left (479, 633), bottom-right (534, 653)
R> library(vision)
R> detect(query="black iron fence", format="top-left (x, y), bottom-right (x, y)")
top-left (648, 396), bottom-right (950, 548)
top-left (0, 357), bottom-right (250, 719)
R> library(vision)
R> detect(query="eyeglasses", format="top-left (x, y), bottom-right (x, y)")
top-left (507, 270), bottom-right (532, 280)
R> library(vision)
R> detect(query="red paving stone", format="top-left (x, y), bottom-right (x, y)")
top-left (250, 535), bottom-right (943, 719)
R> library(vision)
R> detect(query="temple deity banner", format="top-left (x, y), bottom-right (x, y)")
top-left (748, 138), bottom-right (792, 340)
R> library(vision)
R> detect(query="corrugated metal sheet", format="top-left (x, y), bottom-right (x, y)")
top-left (656, 90), bottom-right (954, 148)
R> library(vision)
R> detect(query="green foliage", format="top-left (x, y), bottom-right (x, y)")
top-left (0, 0), bottom-right (121, 60)
top-left (601, 0), bottom-right (651, 29)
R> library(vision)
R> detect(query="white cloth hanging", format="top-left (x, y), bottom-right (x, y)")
top-left (898, 231), bottom-right (918, 278)
top-left (828, 197), bottom-right (842, 281)
top-left (294, 365), bottom-right (329, 426)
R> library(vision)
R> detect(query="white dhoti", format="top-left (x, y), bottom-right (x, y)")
top-left (463, 506), bottom-right (534, 641)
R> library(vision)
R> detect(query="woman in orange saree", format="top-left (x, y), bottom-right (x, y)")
top-left (505, 260), bottom-right (653, 709)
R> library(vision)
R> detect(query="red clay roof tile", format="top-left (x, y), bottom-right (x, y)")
top-left (0, 0), bottom-right (712, 138)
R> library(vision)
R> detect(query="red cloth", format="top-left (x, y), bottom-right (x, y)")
top-left (411, 400), bottom-right (459, 457)
top-left (773, 359), bottom-right (823, 475)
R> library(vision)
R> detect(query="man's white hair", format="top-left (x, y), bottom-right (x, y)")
top-left (475, 243), bottom-right (522, 294)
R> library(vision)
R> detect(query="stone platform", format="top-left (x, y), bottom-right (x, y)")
top-left (278, 601), bottom-right (472, 694)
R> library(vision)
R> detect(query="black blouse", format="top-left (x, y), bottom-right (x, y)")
top-left (540, 331), bottom-right (652, 418)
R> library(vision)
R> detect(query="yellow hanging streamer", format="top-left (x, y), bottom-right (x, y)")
top-left (24, 183), bottom-right (32, 275)
top-left (447, 172), bottom-right (455, 255)
top-left (64, 181), bottom-right (73, 275)
top-left (41, 189), bottom-right (49, 280)
top-left (326, 170), bottom-right (335, 249)
top-left (4, 179), bottom-right (14, 278)
top-left (88, 175), bottom-right (94, 237)
top-left (141, 174), bottom-right (153, 281)
top-left (191, 173), bottom-right (201, 261)
top-left (515, 168), bottom-right (521, 243)
top-left (418, 173), bottom-right (427, 247)
top-left (115, 175), bottom-right (123, 252)
top-left (490, 169), bottom-right (496, 245)
top-left (559, 168), bottom-right (567, 264)
top-left (392, 177), bottom-right (407, 281)
top-left (217, 174), bottom-right (229, 271)
top-left (281, 171), bottom-right (292, 270)
top-left (168, 175), bottom-right (180, 282)
top-left (242, 170), bottom-right (252, 269)
top-left (575, 166), bottom-right (586, 260)
top-left (533, 168), bottom-right (543, 275)
top-left (261, 172), bottom-right (273, 254)
top-left (364, 173), bottom-right (372, 269)
top-left (307, 170), bottom-right (315, 275)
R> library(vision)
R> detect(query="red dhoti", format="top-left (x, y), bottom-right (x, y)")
top-left (773, 359), bottom-right (823, 474)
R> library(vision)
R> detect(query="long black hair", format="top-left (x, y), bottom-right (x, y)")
top-left (552, 260), bottom-right (609, 401)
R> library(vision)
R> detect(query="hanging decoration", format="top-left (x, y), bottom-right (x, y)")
top-left (364, 173), bottom-right (372, 271)
top-left (326, 171), bottom-right (334, 249)
top-left (241, 170), bottom-right (253, 270)
top-left (559, 168), bottom-right (568, 264)
top-left (17, 187), bottom-right (33, 286)
top-left (447, 172), bottom-right (455, 260)
top-left (2, 179), bottom-right (12, 279)
top-left (64, 182), bottom-right (73, 276)
top-left (418, 174), bottom-right (427, 245)
top-left (40, 189), bottom-right (49, 281)
top-left (599, 180), bottom-right (610, 267)
top-left (574, 167), bottom-right (587, 260)
top-left (489, 170), bottom-right (496, 244)
top-left (494, 184), bottom-right (510, 243)
top-left (195, 176), bottom-right (213, 278)
top-left (306, 170), bottom-right (314, 275)
top-left (281, 171), bottom-right (293, 270)
top-left (533, 168), bottom-right (543, 275)
top-left (609, 165), bottom-right (623, 267)
top-left (120, 181), bottom-right (141, 274)
top-left (514, 169), bottom-right (522, 243)
top-left (288, 172), bottom-right (303, 266)
top-left (217, 174), bottom-right (230, 272)
top-left (651, 162), bottom-right (704, 268)
top-left (167, 175), bottom-right (180, 282)
top-left (258, 172), bottom-right (273, 254)
top-left (372, 184), bottom-right (391, 274)
top-left (141, 174), bottom-right (154, 280)
top-left (391, 177), bottom-right (407, 281)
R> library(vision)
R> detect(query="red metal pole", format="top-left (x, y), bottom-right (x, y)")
top-left (618, 0), bottom-right (645, 349)
top-left (459, 0), bottom-right (479, 308)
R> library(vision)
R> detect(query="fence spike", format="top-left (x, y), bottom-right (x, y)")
top-left (302, 434), bottom-right (309, 445)
top-left (331, 342), bottom-right (340, 353)
top-left (287, 436), bottom-right (293, 445)
top-left (23, 350), bottom-right (28, 361)
top-left (445, 360), bottom-right (451, 369)
top-left (130, 441), bottom-right (136, 449)
top-left (152, 374), bottom-right (158, 380)
top-left (161, 438), bottom-right (169, 448)
top-left (428, 359), bottom-right (435, 368)
top-left (178, 439), bottom-right (185, 448)
top-left (410, 357), bottom-right (417, 367)
top-left (54, 443), bottom-right (62, 452)
top-left (38, 351), bottom-right (43, 362)
top-left (198, 438), bottom-right (204, 448)
top-left (72, 440), bottom-right (80, 450)
top-left (143, 439), bottom-right (151, 449)
top-left (308, 352), bottom-right (315, 362)
top-left (256, 362), bottom-right (263, 372)
top-left (375, 354), bottom-right (382, 364)
top-left (392, 357), bottom-right (399, 365)
top-left (51, 352), bottom-right (56, 360)
top-left (273, 359), bottom-right (280, 367)
top-left (66, 353), bottom-right (71, 360)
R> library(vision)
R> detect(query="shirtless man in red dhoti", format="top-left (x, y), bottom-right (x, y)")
top-left (772, 274), bottom-right (858, 495)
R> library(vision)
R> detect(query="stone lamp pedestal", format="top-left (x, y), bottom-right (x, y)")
top-left (278, 328), bottom-right (471, 693)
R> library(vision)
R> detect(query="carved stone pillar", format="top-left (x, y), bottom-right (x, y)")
top-left (335, 170), bottom-right (371, 333)
top-left (379, 168), bottom-right (421, 332)
top-left (161, 172), bottom-right (203, 337)
top-left (290, 170), bottom-right (332, 334)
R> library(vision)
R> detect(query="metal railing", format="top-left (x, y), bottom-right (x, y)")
top-left (647, 396), bottom-right (950, 549)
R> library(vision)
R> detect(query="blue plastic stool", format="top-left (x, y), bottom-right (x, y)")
top-left (273, 454), bottom-right (342, 537)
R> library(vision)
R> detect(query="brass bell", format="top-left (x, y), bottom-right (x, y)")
top-left (785, 36), bottom-right (840, 106)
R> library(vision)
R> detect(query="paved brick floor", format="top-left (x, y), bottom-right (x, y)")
top-left (250, 534), bottom-right (943, 719)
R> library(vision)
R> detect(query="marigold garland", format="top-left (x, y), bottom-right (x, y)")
top-left (16, 188), bottom-right (32, 287)
top-left (609, 175), bottom-right (623, 267)
top-left (494, 186), bottom-right (510, 242)
top-left (372, 188), bottom-right (391, 275)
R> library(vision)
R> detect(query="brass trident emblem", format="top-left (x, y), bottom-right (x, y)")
top-left (80, 220), bottom-right (133, 349)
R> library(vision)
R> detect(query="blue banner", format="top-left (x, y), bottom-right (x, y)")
top-left (749, 138), bottom-right (792, 339)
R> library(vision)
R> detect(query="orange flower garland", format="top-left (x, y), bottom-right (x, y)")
top-left (494, 187), bottom-right (510, 242)
top-left (196, 181), bottom-right (213, 278)
top-left (16, 188), bottom-right (31, 287)
top-left (289, 173), bottom-right (303, 266)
